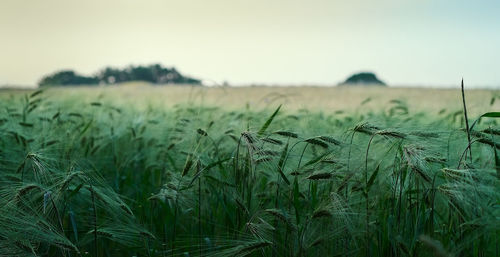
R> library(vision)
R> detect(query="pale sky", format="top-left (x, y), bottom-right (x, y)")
top-left (1, 0), bottom-right (499, 87)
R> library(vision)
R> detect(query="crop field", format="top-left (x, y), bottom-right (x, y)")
top-left (0, 85), bottom-right (499, 257)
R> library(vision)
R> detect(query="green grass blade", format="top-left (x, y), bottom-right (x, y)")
top-left (277, 142), bottom-right (290, 185)
top-left (258, 105), bottom-right (282, 136)
top-left (470, 112), bottom-right (500, 131)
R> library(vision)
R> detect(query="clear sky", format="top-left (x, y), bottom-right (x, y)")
top-left (1, 0), bottom-right (499, 87)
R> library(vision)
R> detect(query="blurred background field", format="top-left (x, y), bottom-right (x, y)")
top-left (2, 84), bottom-right (499, 116)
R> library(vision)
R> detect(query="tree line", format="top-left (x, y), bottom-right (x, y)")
top-left (39, 64), bottom-right (201, 87)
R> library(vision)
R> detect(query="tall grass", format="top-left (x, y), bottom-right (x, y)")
top-left (0, 88), bottom-right (498, 257)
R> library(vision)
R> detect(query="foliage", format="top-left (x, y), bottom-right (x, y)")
top-left (0, 89), bottom-right (498, 257)
top-left (38, 64), bottom-right (201, 87)
top-left (39, 70), bottom-right (99, 87)
top-left (96, 64), bottom-right (201, 85)
top-left (341, 72), bottom-right (386, 86)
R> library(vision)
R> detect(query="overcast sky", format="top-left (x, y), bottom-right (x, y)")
top-left (1, 0), bottom-right (499, 87)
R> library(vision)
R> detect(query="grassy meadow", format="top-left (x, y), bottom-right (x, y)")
top-left (0, 85), bottom-right (499, 257)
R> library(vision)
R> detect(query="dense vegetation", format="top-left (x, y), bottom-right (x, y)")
top-left (39, 64), bottom-right (201, 87)
top-left (341, 72), bottom-right (386, 86)
top-left (38, 70), bottom-right (100, 87)
top-left (0, 89), bottom-right (498, 257)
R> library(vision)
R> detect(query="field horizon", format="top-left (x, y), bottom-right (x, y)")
top-left (2, 84), bottom-right (498, 115)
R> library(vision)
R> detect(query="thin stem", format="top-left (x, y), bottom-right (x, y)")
top-left (364, 134), bottom-right (376, 257)
top-left (89, 185), bottom-right (98, 257)
top-left (461, 78), bottom-right (473, 162)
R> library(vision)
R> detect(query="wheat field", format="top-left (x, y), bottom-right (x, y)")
top-left (0, 85), bottom-right (498, 257)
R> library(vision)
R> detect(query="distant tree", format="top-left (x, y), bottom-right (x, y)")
top-left (341, 72), bottom-right (386, 86)
top-left (129, 66), bottom-right (154, 82)
top-left (38, 70), bottom-right (99, 87)
top-left (97, 67), bottom-right (131, 84)
top-left (39, 64), bottom-right (201, 87)
top-left (96, 64), bottom-right (201, 85)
